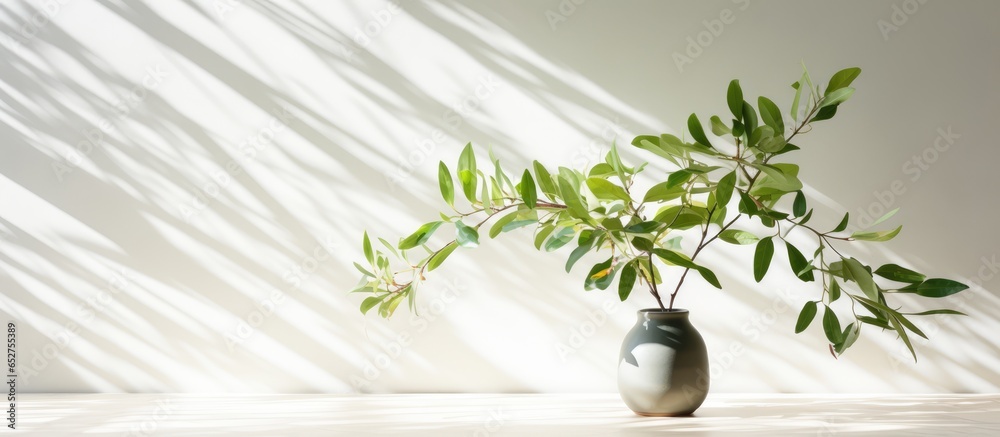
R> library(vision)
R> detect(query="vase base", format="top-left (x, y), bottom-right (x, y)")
top-left (634, 411), bottom-right (696, 417)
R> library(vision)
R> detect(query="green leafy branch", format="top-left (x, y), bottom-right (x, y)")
top-left (352, 66), bottom-right (970, 361)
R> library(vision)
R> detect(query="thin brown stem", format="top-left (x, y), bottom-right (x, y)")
top-left (667, 214), bottom-right (740, 309)
top-left (417, 201), bottom-right (566, 279)
top-left (647, 252), bottom-right (666, 310)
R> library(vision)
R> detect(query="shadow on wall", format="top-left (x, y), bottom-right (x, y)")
top-left (0, 0), bottom-right (997, 393)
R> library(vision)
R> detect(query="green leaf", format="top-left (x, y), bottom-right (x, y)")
top-left (653, 205), bottom-right (708, 230)
top-left (534, 224), bottom-right (556, 250)
top-left (749, 125), bottom-right (772, 151)
top-left (822, 306), bottom-right (843, 345)
top-left (586, 178), bottom-right (631, 202)
top-left (732, 119), bottom-right (745, 137)
top-left (869, 207), bottom-right (899, 228)
top-left (874, 264), bottom-right (925, 284)
top-left (584, 257), bottom-right (615, 291)
top-left (624, 221), bottom-right (660, 234)
top-left (399, 221), bottom-right (444, 250)
top-left (502, 218), bottom-right (536, 233)
top-left (565, 239), bottom-right (595, 273)
top-left (715, 171), bottom-right (737, 208)
top-left (631, 135), bottom-right (680, 165)
top-left (489, 211), bottom-right (518, 238)
top-left (773, 142), bottom-right (801, 155)
top-left (490, 177), bottom-right (504, 205)
top-left (811, 105), bottom-right (838, 122)
top-left (458, 143), bottom-right (478, 202)
top-left (363, 231), bottom-right (374, 264)
top-left (480, 173), bottom-right (491, 210)
top-left (750, 163), bottom-right (803, 193)
top-left (894, 313), bottom-right (928, 339)
top-left (795, 301), bottom-right (818, 334)
top-left (666, 169), bottom-right (693, 189)
top-left (520, 169), bottom-right (537, 208)
top-left (758, 96), bottom-right (784, 134)
top-left (719, 229), bottom-right (759, 245)
top-left (727, 80), bottom-right (744, 120)
top-left (753, 237), bottom-right (774, 282)
top-left (545, 227), bottom-right (575, 252)
top-left (427, 241), bottom-right (458, 272)
top-left (653, 249), bottom-right (721, 289)
top-left (652, 248), bottom-right (696, 269)
top-left (790, 72), bottom-right (806, 121)
top-left (631, 237), bottom-right (654, 252)
top-left (888, 313), bottom-right (917, 362)
top-left (354, 262), bottom-right (376, 277)
top-left (742, 101), bottom-right (758, 136)
top-left (738, 191), bottom-right (759, 216)
top-left (533, 161), bottom-right (557, 201)
top-left (698, 266), bottom-right (722, 289)
top-left (378, 237), bottom-right (400, 259)
top-left (852, 225), bottom-right (902, 242)
top-left (618, 262), bottom-right (637, 301)
top-left (687, 113), bottom-right (712, 148)
top-left (829, 278), bottom-right (842, 302)
top-left (558, 176), bottom-right (594, 225)
top-left (589, 163), bottom-right (615, 178)
top-left (832, 212), bottom-right (850, 233)
top-left (843, 258), bottom-right (879, 301)
top-left (826, 67), bottom-right (861, 93)
top-left (915, 279), bottom-right (968, 298)
top-left (819, 87), bottom-right (855, 108)
top-left (608, 142), bottom-right (628, 185)
top-left (710, 115), bottom-right (732, 136)
top-left (903, 309), bottom-right (967, 316)
top-left (361, 294), bottom-right (389, 315)
top-left (643, 182), bottom-right (686, 203)
top-left (836, 323), bottom-right (860, 354)
top-left (455, 220), bottom-right (480, 248)
top-left (793, 191), bottom-right (806, 218)
top-left (786, 242), bottom-right (815, 281)
top-left (379, 291), bottom-right (406, 318)
top-left (438, 162), bottom-right (455, 207)
top-left (798, 209), bottom-right (814, 226)
top-left (756, 135), bottom-right (786, 153)
top-left (859, 316), bottom-right (893, 330)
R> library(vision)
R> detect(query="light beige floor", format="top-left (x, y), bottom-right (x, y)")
top-left (14, 393), bottom-right (1000, 436)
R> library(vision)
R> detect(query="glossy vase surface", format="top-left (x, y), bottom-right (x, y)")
top-left (617, 309), bottom-right (709, 416)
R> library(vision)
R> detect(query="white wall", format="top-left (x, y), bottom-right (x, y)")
top-left (2, 0), bottom-right (999, 393)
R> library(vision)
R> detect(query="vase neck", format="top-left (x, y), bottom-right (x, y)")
top-left (637, 308), bottom-right (690, 322)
